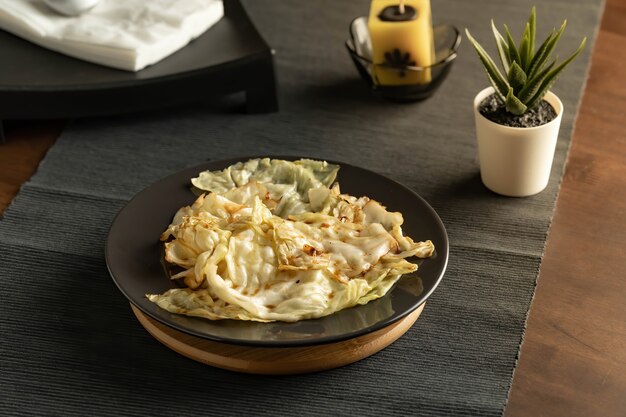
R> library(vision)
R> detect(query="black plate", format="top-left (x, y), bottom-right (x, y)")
top-left (105, 156), bottom-right (448, 347)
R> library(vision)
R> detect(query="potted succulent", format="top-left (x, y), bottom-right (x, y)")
top-left (465, 7), bottom-right (586, 196)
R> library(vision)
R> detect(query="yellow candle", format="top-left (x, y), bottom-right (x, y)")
top-left (368, 0), bottom-right (435, 85)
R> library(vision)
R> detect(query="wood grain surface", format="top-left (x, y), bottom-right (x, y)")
top-left (0, 0), bottom-right (624, 413)
top-left (504, 1), bottom-right (626, 415)
top-left (0, 120), bottom-right (64, 216)
top-left (131, 303), bottom-right (424, 375)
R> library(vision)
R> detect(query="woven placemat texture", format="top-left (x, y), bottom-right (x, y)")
top-left (0, 0), bottom-right (603, 415)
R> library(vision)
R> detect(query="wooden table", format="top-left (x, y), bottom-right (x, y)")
top-left (1, 1), bottom-right (624, 415)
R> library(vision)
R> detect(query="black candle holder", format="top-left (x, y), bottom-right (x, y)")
top-left (346, 17), bottom-right (461, 102)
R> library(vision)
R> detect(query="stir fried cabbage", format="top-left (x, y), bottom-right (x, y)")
top-left (148, 158), bottom-right (434, 322)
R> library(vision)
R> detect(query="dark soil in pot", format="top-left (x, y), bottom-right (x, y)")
top-left (479, 93), bottom-right (557, 128)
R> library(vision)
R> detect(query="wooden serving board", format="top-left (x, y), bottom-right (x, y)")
top-left (131, 303), bottom-right (424, 375)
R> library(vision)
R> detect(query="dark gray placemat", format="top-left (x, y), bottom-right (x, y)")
top-left (0, 0), bottom-right (603, 416)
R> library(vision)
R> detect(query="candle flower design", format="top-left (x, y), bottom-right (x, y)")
top-left (383, 48), bottom-right (417, 77)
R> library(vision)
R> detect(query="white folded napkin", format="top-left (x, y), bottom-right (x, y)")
top-left (0, 0), bottom-right (224, 71)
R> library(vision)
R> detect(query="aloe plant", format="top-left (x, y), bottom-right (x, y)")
top-left (465, 7), bottom-right (586, 115)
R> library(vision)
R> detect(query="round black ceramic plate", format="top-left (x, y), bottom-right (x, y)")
top-left (105, 156), bottom-right (448, 347)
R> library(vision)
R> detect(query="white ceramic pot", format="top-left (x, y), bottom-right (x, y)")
top-left (473, 87), bottom-right (563, 197)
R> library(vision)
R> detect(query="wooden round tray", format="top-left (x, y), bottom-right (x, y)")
top-left (131, 303), bottom-right (425, 375)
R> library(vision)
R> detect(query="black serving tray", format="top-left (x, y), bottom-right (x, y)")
top-left (0, 0), bottom-right (278, 142)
